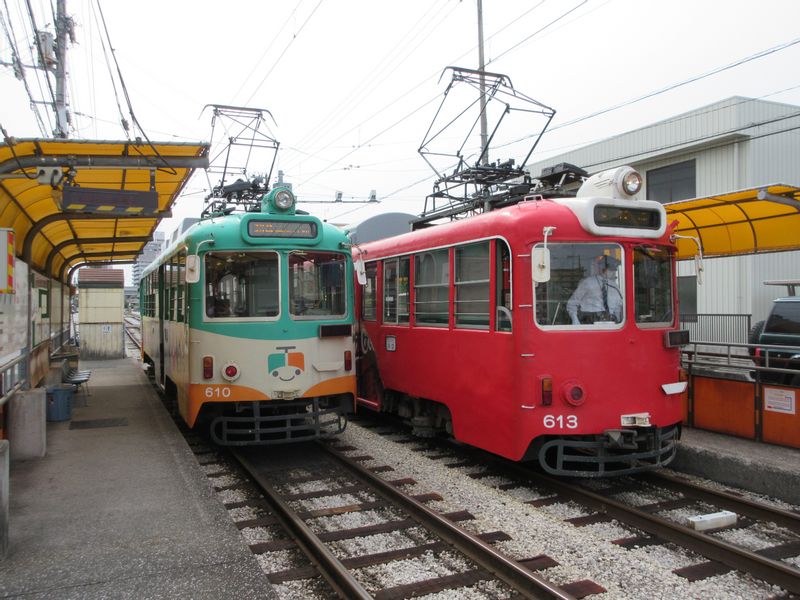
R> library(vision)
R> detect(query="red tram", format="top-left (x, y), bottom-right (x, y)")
top-left (353, 166), bottom-right (689, 476)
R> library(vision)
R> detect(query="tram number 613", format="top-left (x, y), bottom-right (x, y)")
top-left (543, 414), bottom-right (578, 429)
top-left (204, 386), bottom-right (232, 399)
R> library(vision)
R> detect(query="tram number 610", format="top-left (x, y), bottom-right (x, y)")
top-left (543, 414), bottom-right (578, 429)
top-left (204, 386), bottom-right (232, 399)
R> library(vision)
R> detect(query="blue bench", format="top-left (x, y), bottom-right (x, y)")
top-left (61, 359), bottom-right (91, 396)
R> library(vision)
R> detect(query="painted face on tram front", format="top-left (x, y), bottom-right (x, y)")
top-left (268, 348), bottom-right (305, 382)
top-left (272, 365), bottom-right (303, 382)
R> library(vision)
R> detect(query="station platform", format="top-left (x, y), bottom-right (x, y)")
top-left (0, 358), bottom-right (275, 599)
top-left (672, 426), bottom-right (800, 506)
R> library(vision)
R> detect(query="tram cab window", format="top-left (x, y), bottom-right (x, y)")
top-left (633, 245), bottom-right (674, 327)
top-left (289, 251), bottom-right (347, 318)
top-left (205, 251), bottom-right (279, 319)
top-left (534, 243), bottom-right (624, 328)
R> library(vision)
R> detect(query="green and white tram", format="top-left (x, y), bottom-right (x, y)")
top-left (140, 187), bottom-right (355, 444)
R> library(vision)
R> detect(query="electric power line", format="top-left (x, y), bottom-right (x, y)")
top-left (243, 0), bottom-right (325, 107)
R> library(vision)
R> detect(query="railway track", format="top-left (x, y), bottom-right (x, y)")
top-left (123, 313), bottom-right (141, 359)
top-left (501, 461), bottom-right (800, 595)
top-left (223, 442), bottom-right (591, 599)
top-left (350, 416), bottom-right (800, 596)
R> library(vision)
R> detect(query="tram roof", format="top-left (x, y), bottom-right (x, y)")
top-left (0, 138), bottom-right (209, 282)
top-left (665, 183), bottom-right (800, 260)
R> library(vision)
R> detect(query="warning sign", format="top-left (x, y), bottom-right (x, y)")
top-left (764, 387), bottom-right (796, 415)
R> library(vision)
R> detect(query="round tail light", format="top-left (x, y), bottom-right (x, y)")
top-left (561, 380), bottom-right (586, 406)
top-left (221, 363), bottom-right (240, 382)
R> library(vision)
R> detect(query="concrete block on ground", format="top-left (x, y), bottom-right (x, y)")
top-left (8, 388), bottom-right (46, 461)
top-left (687, 510), bottom-right (737, 531)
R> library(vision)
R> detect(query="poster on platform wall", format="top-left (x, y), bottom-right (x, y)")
top-left (0, 258), bottom-right (29, 367)
top-left (764, 387), bottom-right (796, 415)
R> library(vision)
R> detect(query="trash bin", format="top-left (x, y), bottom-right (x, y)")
top-left (46, 385), bottom-right (74, 422)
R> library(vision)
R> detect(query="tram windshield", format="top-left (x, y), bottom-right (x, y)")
top-left (534, 243), bottom-right (624, 328)
top-left (205, 251), bottom-right (279, 318)
top-left (289, 251), bottom-right (347, 318)
top-left (633, 245), bottom-right (674, 326)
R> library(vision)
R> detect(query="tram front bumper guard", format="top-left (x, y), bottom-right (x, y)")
top-left (537, 424), bottom-right (681, 477)
top-left (209, 397), bottom-right (348, 446)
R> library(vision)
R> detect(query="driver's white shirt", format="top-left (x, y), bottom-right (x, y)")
top-left (566, 275), bottom-right (622, 320)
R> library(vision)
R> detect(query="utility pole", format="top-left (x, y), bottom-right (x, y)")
top-left (53, 0), bottom-right (70, 138)
top-left (477, 0), bottom-right (488, 166)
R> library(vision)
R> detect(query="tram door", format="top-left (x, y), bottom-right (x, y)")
top-left (355, 262), bottom-right (382, 409)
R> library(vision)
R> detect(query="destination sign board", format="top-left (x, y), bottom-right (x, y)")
top-left (248, 219), bottom-right (317, 238)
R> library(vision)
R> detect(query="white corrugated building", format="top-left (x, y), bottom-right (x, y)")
top-left (525, 96), bottom-right (800, 325)
top-left (78, 268), bottom-right (125, 359)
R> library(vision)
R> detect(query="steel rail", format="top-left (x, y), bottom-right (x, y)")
top-left (641, 470), bottom-right (800, 533)
top-left (321, 443), bottom-right (574, 600)
top-left (231, 449), bottom-right (373, 600)
top-left (498, 461), bottom-right (800, 595)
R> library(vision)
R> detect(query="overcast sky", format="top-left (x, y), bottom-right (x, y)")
top-left (3, 0), bottom-right (800, 239)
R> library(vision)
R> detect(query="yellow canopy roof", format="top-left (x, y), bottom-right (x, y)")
top-left (666, 184), bottom-right (800, 259)
top-left (0, 138), bottom-right (208, 282)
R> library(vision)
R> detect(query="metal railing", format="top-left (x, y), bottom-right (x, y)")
top-left (681, 340), bottom-right (799, 384)
top-left (0, 354), bottom-right (28, 409)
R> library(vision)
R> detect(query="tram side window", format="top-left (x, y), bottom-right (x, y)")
top-left (176, 251), bottom-right (186, 322)
top-left (496, 240), bottom-right (512, 332)
top-left (455, 242), bottom-right (490, 329)
top-left (534, 243), bottom-right (624, 327)
top-left (166, 258), bottom-right (175, 321)
top-left (362, 262), bottom-right (377, 321)
top-left (145, 275), bottom-right (154, 317)
top-left (414, 249), bottom-right (449, 326)
top-left (633, 246), bottom-right (673, 326)
top-left (171, 255), bottom-right (179, 321)
top-left (383, 257), bottom-right (410, 325)
top-left (205, 251), bottom-right (279, 318)
top-left (289, 251), bottom-right (347, 318)
top-left (154, 268), bottom-right (161, 318)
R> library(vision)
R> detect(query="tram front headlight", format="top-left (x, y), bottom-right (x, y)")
top-left (274, 189), bottom-right (294, 210)
top-left (616, 167), bottom-right (642, 196)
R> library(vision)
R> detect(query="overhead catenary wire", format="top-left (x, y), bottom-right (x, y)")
top-left (243, 0), bottom-right (325, 107)
top-left (231, 0), bottom-right (305, 104)
top-left (281, 0), bottom-right (552, 177)
top-left (287, 0), bottom-right (560, 169)
top-left (578, 111), bottom-right (800, 171)
top-left (282, 0), bottom-right (599, 190)
top-left (525, 84), bottom-right (800, 160)
top-left (509, 35), bottom-right (800, 154)
top-left (23, 0), bottom-right (58, 131)
top-left (94, 0), bottom-right (176, 174)
top-left (0, 0), bottom-right (48, 135)
top-left (286, 0), bottom-right (457, 162)
top-left (91, 0), bottom-right (129, 137)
